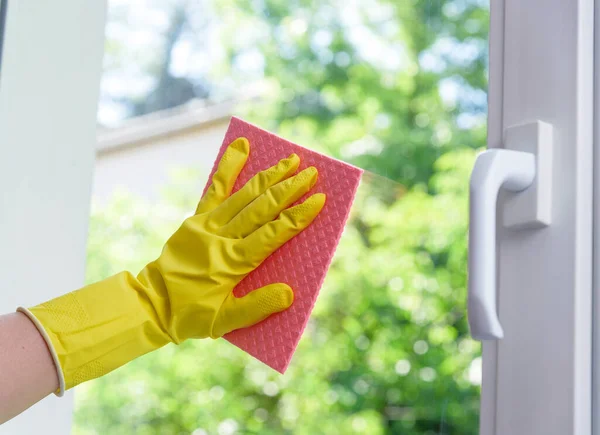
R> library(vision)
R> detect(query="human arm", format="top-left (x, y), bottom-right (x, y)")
top-left (0, 137), bottom-right (325, 423)
top-left (0, 312), bottom-right (59, 424)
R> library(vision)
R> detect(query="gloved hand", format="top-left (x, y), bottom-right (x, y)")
top-left (18, 137), bottom-right (326, 395)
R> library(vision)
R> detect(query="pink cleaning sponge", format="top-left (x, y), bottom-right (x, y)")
top-left (204, 117), bottom-right (363, 373)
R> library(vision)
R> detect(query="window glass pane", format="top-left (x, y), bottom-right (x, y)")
top-left (79, 1), bottom-right (488, 433)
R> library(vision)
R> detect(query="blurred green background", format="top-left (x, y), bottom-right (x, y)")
top-left (75, 0), bottom-right (488, 433)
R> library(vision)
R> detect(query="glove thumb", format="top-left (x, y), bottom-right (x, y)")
top-left (211, 283), bottom-right (294, 338)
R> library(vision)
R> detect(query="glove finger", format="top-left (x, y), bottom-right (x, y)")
top-left (211, 283), bottom-right (294, 338)
top-left (210, 154), bottom-right (300, 226)
top-left (241, 193), bottom-right (326, 266)
top-left (195, 138), bottom-right (250, 215)
top-left (219, 166), bottom-right (318, 238)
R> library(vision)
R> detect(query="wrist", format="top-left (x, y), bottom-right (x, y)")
top-left (16, 307), bottom-right (64, 396)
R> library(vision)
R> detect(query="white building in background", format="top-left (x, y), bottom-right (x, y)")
top-left (94, 100), bottom-right (235, 204)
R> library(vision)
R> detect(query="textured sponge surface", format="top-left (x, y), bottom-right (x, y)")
top-left (204, 117), bottom-right (363, 373)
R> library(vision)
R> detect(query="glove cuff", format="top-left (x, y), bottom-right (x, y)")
top-left (20, 272), bottom-right (171, 392)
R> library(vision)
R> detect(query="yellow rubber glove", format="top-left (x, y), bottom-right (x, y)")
top-left (18, 137), bottom-right (326, 395)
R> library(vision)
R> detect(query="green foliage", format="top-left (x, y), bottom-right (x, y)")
top-left (79, 0), bottom-right (488, 433)
top-left (213, 0), bottom-right (488, 185)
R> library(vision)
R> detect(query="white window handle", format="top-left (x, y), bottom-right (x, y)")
top-left (468, 121), bottom-right (553, 340)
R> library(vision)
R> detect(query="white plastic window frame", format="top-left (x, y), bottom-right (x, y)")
top-left (482, 0), bottom-right (594, 434)
top-left (593, 0), bottom-right (600, 434)
top-left (0, 0), bottom-right (106, 433)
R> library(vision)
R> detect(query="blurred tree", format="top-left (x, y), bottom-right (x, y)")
top-left (213, 0), bottom-right (488, 186)
top-left (130, 3), bottom-right (208, 115)
top-left (100, 0), bottom-right (215, 123)
top-left (101, 0), bottom-right (488, 184)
